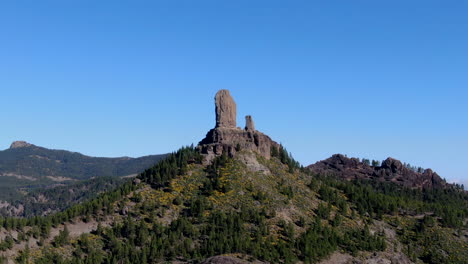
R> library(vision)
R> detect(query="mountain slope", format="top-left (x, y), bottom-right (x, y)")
top-left (0, 141), bottom-right (167, 217)
top-left (0, 177), bottom-right (126, 217)
top-left (1, 146), bottom-right (466, 264)
top-left (0, 90), bottom-right (465, 264)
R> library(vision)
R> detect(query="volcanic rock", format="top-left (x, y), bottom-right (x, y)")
top-left (308, 155), bottom-right (447, 189)
top-left (245, 115), bottom-right (255, 131)
top-left (215, 90), bottom-right (237, 128)
top-left (381, 158), bottom-right (404, 173)
top-left (199, 90), bottom-right (279, 163)
top-left (308, 154), bottom-right (375, 179)
top-left (10, 141), bottom-right (33, 149)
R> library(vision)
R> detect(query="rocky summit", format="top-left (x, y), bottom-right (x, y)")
top-left (9, 141), bottom-right (33, 149)
top-left (199, 90), bottom-right (279, 163)
top-left (307, 154), bottom-right (447, 189)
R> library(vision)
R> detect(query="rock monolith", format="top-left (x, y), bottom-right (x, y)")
top-left (199, 90), bottom-right (279, 163)
top-left (215, 90), bottom-right (237, 128)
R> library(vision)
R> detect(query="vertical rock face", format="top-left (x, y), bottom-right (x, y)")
top-left (245, 115), bottom-right (255, 131)
top-left (199, 90), bottom-right (279, 163)
top-left (215, 90), bottom-right (237, 128)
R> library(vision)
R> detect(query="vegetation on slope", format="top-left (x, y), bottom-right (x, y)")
top-left (0, 177), bottom-right (126, 217)
top-left (0, 143), bottom-right (167, 217)
top-left (0, 146), bottom-right (466, 264)
top-left (0, 144), bottom-right (167, 180)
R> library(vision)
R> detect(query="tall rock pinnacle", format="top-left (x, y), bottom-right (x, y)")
top-left (199, 90), bottom-right (280, 163)
top-left (215, 90), bottom-right (237, 128)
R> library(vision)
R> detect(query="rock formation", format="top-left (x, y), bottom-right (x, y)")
top-left (307, 154), bottom-right (447, 189)
top-left (10, 141), bottom-right (33, 149)
top-left (215, 90), bottom-right (237, 128)
top-left (199, 90), bottom-right (279, 163)
top-left (245, 115), bottom-right (255, 131)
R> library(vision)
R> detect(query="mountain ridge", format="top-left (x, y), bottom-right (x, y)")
top-left (0, 90), bottom-right (466, 264)
top-left (0, 141), bottom-right (167, 180)
top-left (307, 154), bottom-right (449, 190)
top-left (0, 141), bottom-right (167, 217)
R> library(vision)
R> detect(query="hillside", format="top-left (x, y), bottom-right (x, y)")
top-left (0, 146), bottom-right (466, 264)
top-left (0, 90), bottom-right (466, 264)
top-left (0, 177), bottom-right (126, 217)
top-left (0, 141), bottom-right (167, 217)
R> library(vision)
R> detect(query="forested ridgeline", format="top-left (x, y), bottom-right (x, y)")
top-left (0, 143), bottom-right (167, 217)
top-left (0, 144), bottom-right (167, 180)
top-left (0, 177), bottom-right (126, 218)
top-left (310, 174), bottom-right (468, 228)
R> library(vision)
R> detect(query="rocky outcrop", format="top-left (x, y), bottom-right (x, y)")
top-left (308, 154), bottom-right (375, 179)
top-left (378, 158), bottom-right (446, 188)
top-left (245, 115), bottom-right (255, 131)
top-left (10, 141), bottom-right (33, 149)
top-left (199, 127), bottom-right (278, 162)
top-left (215, 90), bottom-right (237, 128)
top-left (199, 90), bottom-right (279, 163)
top-left (308, 155), bottom-right (447, 189)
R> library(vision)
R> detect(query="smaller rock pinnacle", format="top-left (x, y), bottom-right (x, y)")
top-left (245, 115), bottom-right (255, 131)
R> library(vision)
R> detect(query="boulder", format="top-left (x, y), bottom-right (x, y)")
top-left (381, 158), bottom-right (404, 173)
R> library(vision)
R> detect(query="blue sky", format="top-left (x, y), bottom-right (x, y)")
top-left (1, 1), bottom-right (467, 187)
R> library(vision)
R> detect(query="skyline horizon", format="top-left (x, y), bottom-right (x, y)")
top-left (2, 136), bottom-right (455, 177)
top-left (2, 87), bottom-right (465, 189)
top-left (1, 1), bottom-right (466, 188)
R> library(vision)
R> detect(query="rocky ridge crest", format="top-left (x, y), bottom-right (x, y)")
top-left (307, 154), bottom-right (447, 189)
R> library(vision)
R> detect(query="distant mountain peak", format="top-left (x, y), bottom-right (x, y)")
top-left (1, 142), bottom-right (168, 182)
top-left (10, 141), bottom-right (34, 149)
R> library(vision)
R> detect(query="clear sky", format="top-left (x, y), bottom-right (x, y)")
top-left (1, 1), bottom-right (467, 187)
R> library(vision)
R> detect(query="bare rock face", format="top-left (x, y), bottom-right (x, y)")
top-left (10, 141), bottom-right (33, 149)
top-left (381, 157), bottom-right (404, 173)
top-left (245, 115), bottom-right (255, 131)
top-left (199, 90), bottom-right (279, 163)
top-left (199, 127), bottom-right (278, 162)
top-left (308, 155), bottom-right (447, 189)
top-left (215, 90), bottom-right (237, 128)
top-left (307, 154), bottom-right (375, 179)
